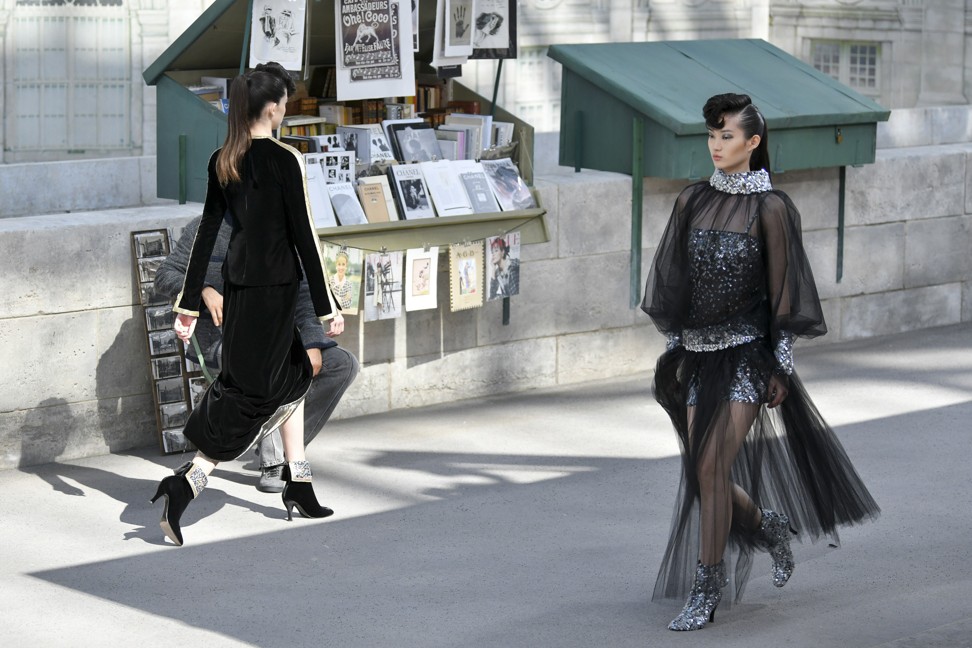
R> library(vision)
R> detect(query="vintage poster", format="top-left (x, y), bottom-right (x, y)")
top-left (363, 251), bottom-right (404, 321)
top-left (338, 0), bottom-right (395, 68)
top-left (449, 241), bottom-right (484, 312)
top-left (337, 0), bottom-right (416, 100)
top-left (250, 0), bottom-right (308, 71)
top-left (404, 246), bottom-right (439, 311)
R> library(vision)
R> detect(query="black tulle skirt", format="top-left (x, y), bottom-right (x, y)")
top-left (182, 280), bottom-right (312, 461)
top-left (651, 340), bottom-right (880, 603)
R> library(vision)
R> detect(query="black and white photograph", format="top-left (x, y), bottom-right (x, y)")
top-left (151, 356), bottom-right (183, 381)
top-left (137, 256), bottom-right (165, 284)
top-left (323, 150), bottom-right (355, 184)
top-left (188, 376), bottom-right (209, 409)
top-left (486, 231), bottom-right (521, 300)
top-left (139, 282), bottom-right (168, 306)
top-left (160, 401), bottom-right (189, 430)
top-left (145, 304), bottom-right (176, 332)
top-left (469, 0), bottom-right (517, 59)
top-left (148, 330), bottom-right (179, 357)
top-left (133, 230), bottom-right (169, 258)
top-left (161, 427), bottom-right (192, 454)
top-left (155, 377), bottom-right (186, 405)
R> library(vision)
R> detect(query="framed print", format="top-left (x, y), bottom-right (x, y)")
top-left (151, 356), bottom-right (183, 380)
top-left (148, 330), bottom-right (179, 356)
top-left (155, 377), bottom-right (186, 405)
top-left (469, 0), bottom-right (517, 60)
top-left (404, 246), bottom-right (439, 311)
top-left (449, 241), bottom-right (484, 312)
top-left (137, 256), bottom-right (165, 284)
top-left (160, 401), bottom-right (189, 429)
top-left (133, 230), bottom-right (170, 258)
top-left (145, 305), bottom-right (176, 332)
top-left (161, 428), bottom-right (192, 454)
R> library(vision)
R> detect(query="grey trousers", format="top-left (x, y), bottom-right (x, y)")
top-left (258, 345), bottom-right (360, 468)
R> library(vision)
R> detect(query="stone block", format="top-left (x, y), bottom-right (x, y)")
top-left (963, 281), bottom-right (972, 323)
top-left (0, 394), bottom-right (156, 470)
top-left (802, 298), bottom-right (841, 347)
top-left (846, 150), bottom-right (965, 226)
top-left (773, 167), bottom-right (840, 233)
top-left (333, 362), bottom-right (391, 419)
top-left (642, 177), bottom-right (685, 248)
top-left (966, 152), bottom-right (972, 216)
top-left (556, 326), bottom-right (662, 385)
top-left (841, 284), bottom-right (962, 340)
top-left (0, 205), bottom-right (200, 319)
top-left (807, 223), bottom-right (905, 300)
top-left (0, 306), bottom-right (151, 413)
top-left (556, 172), bottom-right (632, 257)
top-left (524, 179), bottom-right (559, 262)
top-left (905, 216), bottom-right (970, 288)
top-left (404, 308), bottom-right (441, 360)
top-left (476, 252), bottom-right (636, 346)
top-left (361, 318), bottom-right (396, 365)
top-left (389, 338), bottom-right (558, 410)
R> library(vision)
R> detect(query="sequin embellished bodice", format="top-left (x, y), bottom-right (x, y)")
top-left (687, 228), bottom-right (765, 328)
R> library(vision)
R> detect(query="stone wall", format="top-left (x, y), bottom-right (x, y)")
top-left (1, 142), bottom-right (970, 469)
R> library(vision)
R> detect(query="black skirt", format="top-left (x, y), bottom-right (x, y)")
top-left (651, 340), bottom-right (880, 603)
top-left (182, 280), bottom-right (312, 461)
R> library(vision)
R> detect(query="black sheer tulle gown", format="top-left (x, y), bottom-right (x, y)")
top-left (642, 169), bottom-right (880, 603)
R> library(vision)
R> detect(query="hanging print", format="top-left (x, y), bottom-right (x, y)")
top-left (469, 0), bottom-right (517, 60)
top-left (449, 241), bottom-right (484, 312)
top-left (485, 231), bottom-right (520, 300)
top-left (405, 246), bottom-right (440, 311)
top-left (250, 0), bottom-right (308, 71)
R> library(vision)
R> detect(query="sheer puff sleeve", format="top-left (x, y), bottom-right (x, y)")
top-left (641, 183), bottom-right (705, 336)
top-left (758, 190), bottom-right (827, 344)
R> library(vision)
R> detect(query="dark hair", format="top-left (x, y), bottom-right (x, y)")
top-left (254, 61), bottom-right (297, 95)
top-left (216, 69), bottom-right (288, 186)
top-left (476, 13), bottom-right (504, 33)
top-left (702, 93), bottom-right (770, 175)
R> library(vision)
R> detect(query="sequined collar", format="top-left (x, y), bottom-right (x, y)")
top-left (709, 169), bottom-right (772, 195)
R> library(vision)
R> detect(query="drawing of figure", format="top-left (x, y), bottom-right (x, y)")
top-left (277, 9), bottom-right (297, 45)
top-left (411, 259), bottom-right (430, 296)
top-left (260, 5), bottom-right (277, 46)
top-left (474, 12), bottom-right (504, 47)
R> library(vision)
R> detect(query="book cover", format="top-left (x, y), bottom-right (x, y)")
top-left (449, 241), bottom-right (484, 312)
top-left (404, 246), bottom-right (439, 311)
top-left (359, 175), bottom-right (400, 220)
top-left (363, 251), bottom-right (404, 321)
top-left (486, 231), bottom-right (521, 300)
top-left (492, 121), bottom-right (515, 146)
top-left (356, 181), bottom-right (392, 223)
top-left (322, 150), bottom-right (355, 184)
top-left (480, 158), bottom-right (537, 211)
top-left (445, 112), bottom-right (492, 153)
top-left (309, 133), bottom-right (344, 152)
top-left (388, 164), bottom-right (435, 220)
top-left (304, 154), bottom-right (339, 228)
top-left (326, 182), bottom-right (369, 225)
top-left (418, 160), bottom-right (473, 217)
top-left (435, 128), bottom-right (466, 160)
top-left (390, 123), bottom-right (443, 163)
top-left (323, 243), bottom-right (363, 315)
top-left (381, 117), bottom-right (424, 158)
top-left (453, 160), bottom-right (501, 213)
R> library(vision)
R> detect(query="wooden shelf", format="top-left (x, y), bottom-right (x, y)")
top-left (316, 194), bottom-right (548, 251)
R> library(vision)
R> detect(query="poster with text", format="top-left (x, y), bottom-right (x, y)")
top-left (250, 0), bottom-right (307, 71)
top-left (337, 0), bottom-right (415, 100)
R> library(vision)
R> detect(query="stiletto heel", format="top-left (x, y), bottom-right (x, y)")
top-left (668, 560), bottom-right (727, 631)
top-left (150, 461), bottom-right (208, 546)
top-left (756, 508), bottom-right (796, 587)
top-left (281, 460), bottom-right (333, 521)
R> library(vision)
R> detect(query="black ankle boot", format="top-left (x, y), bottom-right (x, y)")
top-left (150, 461), bottom-right (207, 546)
top-left (281, 460), bottom-right (333, 521)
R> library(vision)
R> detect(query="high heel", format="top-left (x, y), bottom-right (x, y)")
top-left (281, 460), bottom-right (333, 521)
top-left (668, 560), bottom-right (727, 631)
top-left (149, 461), bottom-right (207, 546)
top-left (756, 507), bottom-right (795, 587)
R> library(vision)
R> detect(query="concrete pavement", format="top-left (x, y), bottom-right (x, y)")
top-left (1, 324), bottom-right (971, 648)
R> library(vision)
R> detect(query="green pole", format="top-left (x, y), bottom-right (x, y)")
top-left (630, 116), bottom-right (645, 308)
top-left (178, 134), bottom-right (187, 205)
top-left (240, 0), bottom-right (254, 75)
top-left (837, 166), bottom-right (846, 283)
top-left (574, 111), bottom-right (583, 173)
top-left (490, 59), bottom-right (504, 119)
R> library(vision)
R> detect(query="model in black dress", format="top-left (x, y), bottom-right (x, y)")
top-left (642, 93), bottom-right (880, 630)
top-left (151, 65), bottom-right (341, 546)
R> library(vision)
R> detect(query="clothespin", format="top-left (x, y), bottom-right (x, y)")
top-left (422, 241), bottom-right (431, 253)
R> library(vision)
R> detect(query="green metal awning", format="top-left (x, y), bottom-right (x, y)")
top-left (547, 39), bottom-right (890, 177)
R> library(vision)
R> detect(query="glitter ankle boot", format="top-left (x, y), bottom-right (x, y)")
top-left (668, 560), bottom-right (728, 631)
top-left (756, 508), bottom-right (795, 587)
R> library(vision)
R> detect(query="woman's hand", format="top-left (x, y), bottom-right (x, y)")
top-left (201, 286), bottom-right (224, 326)
top-left (173, 313), bottom-right (197, 343)
top-left (767, 374), bottom-right (789, 408)
top-left (306, 347), bottom-right (323, 376)
top-left (326, 313), bottom-right (345, 337)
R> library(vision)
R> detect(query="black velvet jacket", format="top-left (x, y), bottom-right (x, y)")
top-left (173, 137), bottom-right (337, 319)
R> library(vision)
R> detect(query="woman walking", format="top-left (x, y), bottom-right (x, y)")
top-left (643, 93), bottom-right (880, 630)
top-left (151, 65), bottom-right (341, 546)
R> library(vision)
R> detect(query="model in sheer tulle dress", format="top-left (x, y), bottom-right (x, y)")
top-left (642, 93), bottom-right (880, 630)
top-left (150, 64), bottom-right (342, 546)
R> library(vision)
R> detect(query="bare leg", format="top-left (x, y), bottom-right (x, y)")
top-left (692, 402), bottom-right (760, 565)
top-left (280, 400), bottom-right (306, 463)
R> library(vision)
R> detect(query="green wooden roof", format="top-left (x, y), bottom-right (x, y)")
top-left (547, 39), bottom-right (890, 136)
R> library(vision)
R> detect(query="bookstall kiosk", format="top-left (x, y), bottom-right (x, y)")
top-left (547, 39), bottom-right (890, 306)
top-left (142, 0), bottom-right (546, 251)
